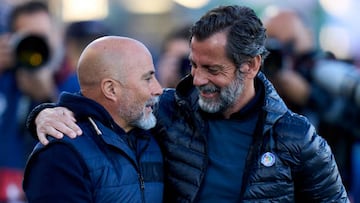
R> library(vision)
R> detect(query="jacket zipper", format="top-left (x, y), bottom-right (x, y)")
top-left (130, 133), bottom-right (150, 203)
top-left (138, 172), bottom-right (146, 203)
top-left (88, 117), bottom-right (149, 202)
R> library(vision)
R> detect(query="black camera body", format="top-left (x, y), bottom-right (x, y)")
top-left (263, 38), bottom-right (294, 77)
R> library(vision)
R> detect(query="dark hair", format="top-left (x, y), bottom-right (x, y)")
top-left (190, 5), bottom-right (269, 68)
top-left (8, 1), bottom-right (49, 32)
top-left (65, 20), bottom-right (110, 51)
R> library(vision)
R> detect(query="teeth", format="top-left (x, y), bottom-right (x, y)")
top-left (203, 90), bottom-right (215, 94)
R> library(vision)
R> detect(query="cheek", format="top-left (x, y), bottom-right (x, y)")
top-left (134, 87), bottom-right (151, 103)
top-left (209, 74), bottom-right (236, 88)
top-left (120, 92), bottom-right (144, 114)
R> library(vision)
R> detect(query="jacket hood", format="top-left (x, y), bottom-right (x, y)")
top-left (256, 72), bottom-right (288, 132)
top-left (58, 92), bottom-right (117, 130)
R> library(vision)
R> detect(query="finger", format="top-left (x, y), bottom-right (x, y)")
top-left (54, 107), bottom-right (82, 135)
top-left (52, 121), bottom-right (79, 138)
top-left (37, 126), bottom-right (63, 145)
top-left (39, 107), bottom-right (81, 136)
top-left (63, 118), bottom-right (83, 136)
top-left (38, 134), bottom-right (49, 145)
top-left (36, 108), bottom-right (65, 138)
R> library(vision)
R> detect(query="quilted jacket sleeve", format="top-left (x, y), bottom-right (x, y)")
top-left (289, 118), bottom-right (349, 202)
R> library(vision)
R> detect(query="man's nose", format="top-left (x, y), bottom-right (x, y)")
top-left (152, 79), bottom-right (163, 96)
top-left (191, 67), bottom-right (208, 86)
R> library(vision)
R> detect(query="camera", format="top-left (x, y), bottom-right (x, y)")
top-left (263, 38), bottom-right (294, 77)
top-left (12, 34), bottom-right (50, 71)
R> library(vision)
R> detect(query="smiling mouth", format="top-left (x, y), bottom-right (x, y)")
top-left (200, 91), bottom-right (217, 99)
top-left (145, 103), bottom-right (153, 110)
top-left (145, 97), bottom-right (159, 112)
top-left (197, 84), bottom-right (220, 99)
top-left (145, 100), bottom-right (157, 111)
top-left (199, 87), bottom-right (220, 99)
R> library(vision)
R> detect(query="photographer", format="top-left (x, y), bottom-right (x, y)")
top-left (156, 24), bottom-right (192, 88)
top-left (0, 1), bottom-right (62, 202)
top-left (263, 8), bottom-right (359, 198)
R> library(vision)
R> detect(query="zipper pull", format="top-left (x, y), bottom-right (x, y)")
top-left (139, 174), bottom-right (145, 190)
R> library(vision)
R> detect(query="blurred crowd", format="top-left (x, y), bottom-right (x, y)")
top-left (262, 9), bottom-right (360, 203)
top-left (0, 1), bottom-right (359, 203)
top-left (0, 1), bottom-right (110, 202)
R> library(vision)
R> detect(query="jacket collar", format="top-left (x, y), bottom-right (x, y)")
top-left (256, 72), bottom-right (288, 132)
top-left (174, 72), bottom-right (288, 130)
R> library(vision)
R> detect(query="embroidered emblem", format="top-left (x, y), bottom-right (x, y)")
top-left (261, 152), bottom-right (276, 167)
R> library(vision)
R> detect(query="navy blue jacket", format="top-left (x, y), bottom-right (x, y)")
top-left (26, 73), bottom-right (349, 202)
top-left (23, 92), bottom-right (164, 203)
top-left (154, 72), bottom-right (349, 202)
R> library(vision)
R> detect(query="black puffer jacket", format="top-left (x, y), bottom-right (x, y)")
top-left (154, 72), bottom-right (349, 203)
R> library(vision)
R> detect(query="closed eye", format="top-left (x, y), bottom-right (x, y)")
top-left (142, 70), bottom-right (156, 82)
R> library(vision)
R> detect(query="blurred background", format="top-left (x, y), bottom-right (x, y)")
top-left (1, 0), bottom-right (359, 62)
top-left (0, 0), bottom-right (360, 202)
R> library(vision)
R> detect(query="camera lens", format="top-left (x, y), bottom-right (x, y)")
top-left (15, 34), bottom-right (50, 71)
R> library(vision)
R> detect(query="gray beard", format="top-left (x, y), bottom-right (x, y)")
top-left (133, 112), bottom-right (157, 130)
top-left (198, 72), bottom-right (244, 113)
top-left (131, 96), bottom-right (159, 130)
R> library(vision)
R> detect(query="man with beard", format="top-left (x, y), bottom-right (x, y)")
top-left (23, 36), bottom-right (164, 202)
top-left (27, 5), bottom-right (349, 202)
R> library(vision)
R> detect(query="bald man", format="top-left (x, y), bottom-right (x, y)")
top-left (22, 36), bottom-right (164, 203)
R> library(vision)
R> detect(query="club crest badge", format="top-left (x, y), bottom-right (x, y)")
top-left (261, 152), bottom-right (276, 167)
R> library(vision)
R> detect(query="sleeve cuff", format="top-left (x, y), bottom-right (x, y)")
top-left (26, 103), bottom-right (58, 140)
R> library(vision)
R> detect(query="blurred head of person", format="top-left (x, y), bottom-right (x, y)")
top-left (262, 9), bottom-right (316, 75)
top-left (262, 9), bottom-right (314, 109)
top-left (7, 1), bottom-right (63, 101)
top-left (156, 24), bottom-right (192, 88)
top-left (264, 9), bottom-right (315, 55)
top-left (64, 20), bottom-right (110, 71)
top-left (8, 1), bottom-right (63, 68)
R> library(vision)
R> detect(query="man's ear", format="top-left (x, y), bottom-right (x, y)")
top-left (101, 78), bottom-right (118, 101)
top-left (241, 55), bottom-right (262, 79)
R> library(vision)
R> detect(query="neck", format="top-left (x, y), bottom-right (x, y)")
top-left (110, 114), bottom-right (133, 133)
top-left (222, 81), bottom-right (256, 119)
